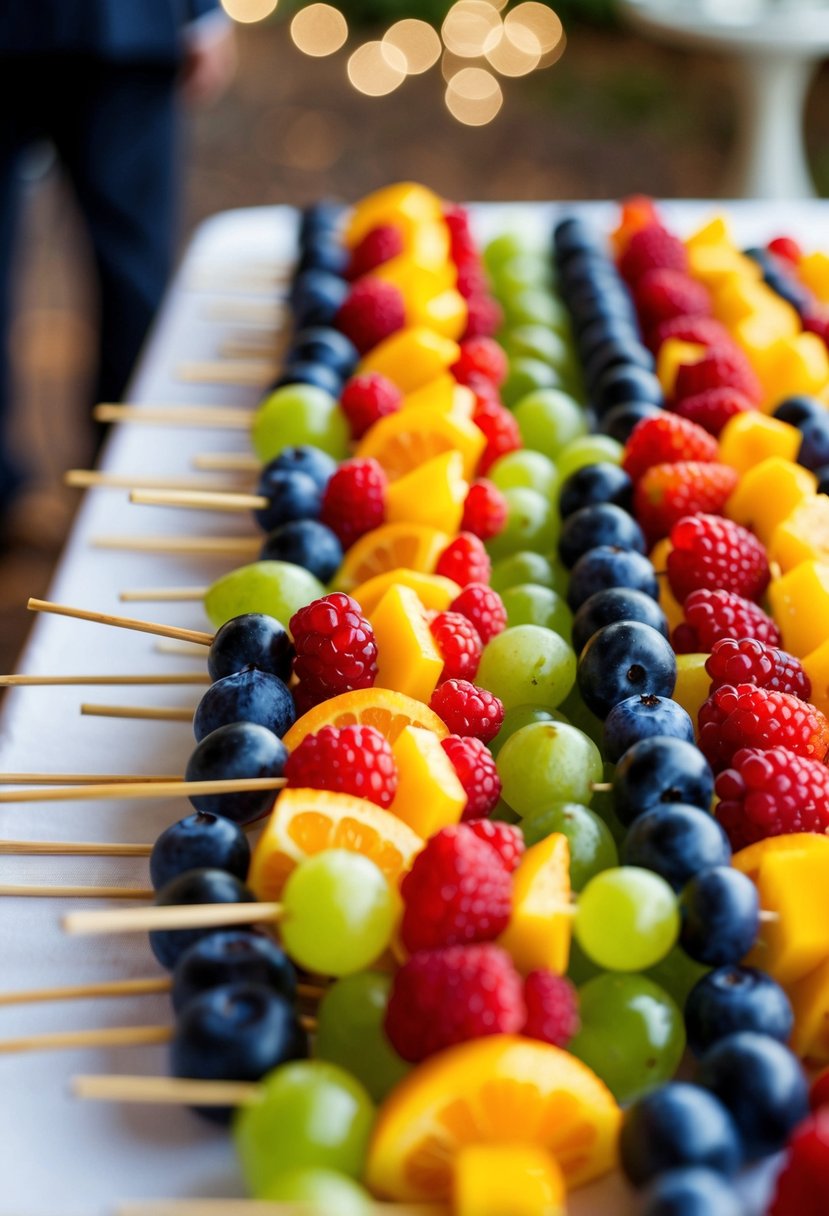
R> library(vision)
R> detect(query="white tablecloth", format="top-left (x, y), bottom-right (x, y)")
top-left (1, 201), bottom-right (827, 1216)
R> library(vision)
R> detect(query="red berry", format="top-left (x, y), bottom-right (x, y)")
top-left (464, 293), bottom-right (504, 340)
top-left (619, 223), bottom-right (688, 284)
top-left (674, 347), bottom-right (762, 405)
top-left (769, 1109), bottom-right (829, 1216)
top-left (284, 724), bottom-right (397, 808)
top-left (430, 679), bottom-right (504, 743)
top-left (430, 611), bottom-right (483, 683)
top-left (768, 236), bottom-right (802, 264)
top-left (623, 411), bottom-right (719, 482)
top-left (400, 824), bottom-right (513, 953)
top-left (633, 461), bottom-right (739, 542)
top-left (347, 223), bottom-right (405, 280)
top-left (339, 372), bottom-right (402, 440)
top-left (474, 400), bottom-right (522, 473)
top-left (522, 971), bottom-right (580, 1048)
top-left (443, 204), bottom-right (477, 262)
top-left (716, 747), bottom-right (829, 848)
top-left (441, 735), bottom-right (503, 820)
top-left (450, 582), bottom-right (507, 645)
top-left (289, 593), bottom-right (378, 699)
top-left (633, 269), bottom-right (711, 329)
top-left (649, 314), bottom-right (733, 353)
top-left (667, 514), bottom-right (770, 604)
top-left (672, 387), bottom-right (755, 437)
top-left (461, 479), bottom-right (508, 541)
top-left (463, 818), bottom-right (524, 872)
top-left (811, 1068), bottom-right (829, 1112)
top-left (384, 943), bottom-right (524, 1063)
top-left (335, 277), bottom-right (406, 355)
top-left (455, 260), bottom-right (489, 300)
top-left (673, 589), bottom-right (782, 654)
top-left (453, 337), bottom-right (508, 388)
top-left (706, 638), bottom-right (811, 700)
top-left (437, 532), bottom-right (492, 588)
top-left (699, 684), bottom-right (829, 772)
top-left (320, 457), bottom-right (387, 550)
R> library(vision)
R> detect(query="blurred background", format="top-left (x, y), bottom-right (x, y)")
top-left (1, 0), bottom-right (828, 672)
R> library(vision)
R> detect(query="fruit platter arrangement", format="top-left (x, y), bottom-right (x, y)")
top-left (3, 185), bottom-right (829, 1215)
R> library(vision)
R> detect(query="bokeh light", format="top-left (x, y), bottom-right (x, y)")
top-left (221, 0), bottom-right (278, 22)
top-left (442, 1), bottom-right (503, 59)
top-left (348, 41), bottom-right (408, 96)
top-left (383, 19), bottom-right (442, 75)
top-left (506, 2), bottom-right (565, 65)
top-left (486, 16), bottom-right (541, 76)
top-left (445, 66), bottom-right (504, 125)
top-left (290, 3), bottom-right (348, 56)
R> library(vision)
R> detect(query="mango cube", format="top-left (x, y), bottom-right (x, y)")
top-left (346, 182), bottom-right (443, 247)
top-left (726, 457), bottom-right (816, 545)
top-left (799, 251), bottom-right (829, 303)
top-left (453, 1144), bottom-right (565, 1216)
top-left (768, 560), bottom-right (829, 656)
top-left (713, 277), bottom-right (786, 330)
top-left (718, 412), bottom-right (800, 474)
top-left (673, 654), bottom-right (708, 727)
top-left (386, 451), bottom-right (468, 534)
top-left (411, 288), bottom-right (467, 341)
top-left (401, 374), bottom-right (457, 414)
top-left (688, 244), bottom-right (760, 290)
top-left (351, 568), bottom-right (461, 618)
top-left (770, 496), bottom-right (829, 573)
top-left (389, 726), bottom-right (466, 837)
top-left (656, 340), bottom-right (706, 396)
top-left (405, 219), bottom-right (452, 271)
top-left (802, 638), bottom-right (829, 719)
top-left (371, 583), bottom-right (443, 703)
top-left (499, 833), bottom-right (571, 975)
top-left (761, 333), bottom-right (829, 411)
top-left (786, 957), bottom-right (829, 1062)
top-left (373, 257), bottom-right (456, 302)
top-left (360, 326), bottom-right (461, 394)
top-left (685, 216), bottom-right (730, 250)
top-left (745, 842), bottom-right (829, 985)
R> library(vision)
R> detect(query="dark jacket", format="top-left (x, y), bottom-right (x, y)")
top-left (0, 0), bottom-right (221, 61)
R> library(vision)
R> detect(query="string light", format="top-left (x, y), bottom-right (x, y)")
top-left (383, 20), bottom-right (442, 76)
top-left (347, 41), bottom-right (408, 96)
top-left (221, 0), bottom-right (278, 22)
top-left (445, 66), bottom-right (504, 126)
top-left (290, 3), bottom-right (348, 56)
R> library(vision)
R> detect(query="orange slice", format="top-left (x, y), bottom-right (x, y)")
top-left (248, 787), bottom-right (423, 902)
top-left (366, 1035), bottom-right (621, 1201)
top-left (283, 686), bottom-right (449, 751)
top-left (333, 523), bottom-right (451, 594)
top-left (356, 408), bottom-right (485, 482)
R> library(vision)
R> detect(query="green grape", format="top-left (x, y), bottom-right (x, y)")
top-left (646, 946), bottom-right (711, 1010)
top-left (483, 232), bottom-right (534, 275)
top-left (488, 450), bottom-right (559, 499)
top-left (555, 435), bottom-right (624, 482)
top-left (575, 867), bottom-right (679, 972)
top-left (281, 851), bottom-right (396, 976)
top-left (490, 551), bottom-right (569, 598)
top-left (557, 686), bottom-right (604, 748)
top-left (315, 973), bottom-right (410, 1103)
top-left (502, 357), bottom-right (566, 408)
top-left (588, 762), bottom-right (628, 850)
top-left (494, 255), bottom-right (552, 296)
top-left (497, 721), bottom-right (602, 816)
top-left (478, 624), bottom-right (576, 711)
top-left (490, 798), bottom-right (522, 824)
top-left (503, 290), bottom-right (571, 333)
top-left (234, 1061), bottom-right (375, 1196)
top-left (567, 936), bottom-right (603, 987)
top-left (513, 389), bottom-right (587, 460)
top-left (205, 562), bottom-right (325, 630)
top-left (501, 583), bottom-right (573, 638)
top-left (260, 1169), bottom-right (372, 1214)
top-left (502, 324), bottom-right (576, 371)
top-left (490, 704), bottom-right (565, 758)
top-left (252, 385), bottom-right (350, 463)
top-left (485, 488), bottom-right (559, 561)
top-left (521, 802), bottom-right (618, 891)
top-left (569, 973), bottom-right (685, 1104)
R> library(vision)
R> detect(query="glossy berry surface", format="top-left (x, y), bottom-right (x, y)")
top-left (441, 734), bottom-right (502, 819)
top-left (621, 805), bottom-right (731, 893)
top-left (150, 812), bottom-right (251, 891)
top-left (464, 818), bottom-right (524, 872)
top-left (672, 589), bottom-right (781, 654)
top-left (334, 277), bottom-right (405, 354)
top-left (429, 679), bottom-right (504, 743)
top-left (572, 587), bottom-right (668, 654)
top-left (673, 387), bottom-right (753, 437)
top-left (641, 1167), bottom-right (743, 1216)
top-left (558, 503), bottom-right (646, 570)
top-left (290, 593), bottom-right (378, 700)
top-left (622, 413), bottom-right (718, 482)
top-left (620, 1083), bottom-right (741, 1188)
top-left (522, 970), bottom-right (579, 1047)
top-left (600, 400), bottom-right (662, 445)
top-left (603, 694), bottom-right (694, 764)
top-left (567, 545), bottom-right (659, 613)
top-left (171, 930), bottom-right (297, 1014)
top-left (461, 479), bottom-right (508, 540)
top-left (284, 724), bottom-right (398, 809)
top-left (684, 965), bottom-right (793, 1057)
top-left (288, 326), bottom-right (359, 378)
top-left (773, 393), bottom-right (826, 428)
top-left (208, 613), bottom-right (293, 684)
top-left (673, 348), bottom-right (761, 406)
top-left (679, 866), bottom-right (759, 966)
top-left (149, 868), bottom-right (256, 969)
top-left (193, 668), bottom-right (295, 743)
top-left (339, 371), bottom-right (402, 440)
top-left (319, 459), bottom-right (387, 551)
top-left (291, 269), bottom-right (349, 329)
top-left (264, 445), bottom-right (337, 491)
top-left (558, 461), bottom-right (634, 519)
top-left (633, 462), bottom-right (738, 543)
top-left (714, 746), bottom-right (829, 848)
top-left (347, 223), bottom-right (405, 278)
top-left (577, 620), bottom-right (676, 719)
top-left (768, 1108), bottom-right (829, 1216)
top-left (449, 583), bottom-right (507, 645)
top-left (698, 684), bottom-right (829, 771)
top-left (259, 520), bottom-right (343, 584)
top-left (429, 611), bottom-right (483, 683)
top-left (593, 363), bottom-right (664, 415)
top-left (436, 532), bottom-right (492, 587)
top-left (613, 736), bottom-right (715, 827)
top-left (705, 637), bottom-right (810, 699)
top-left (274, 359), bottom-right (343, 399)
top-left (667, 514), bottom-right (770, 604)
top-left (251, 468), bottom-right (321, 533)
top-left (185, 722), bottom-right (288, 824)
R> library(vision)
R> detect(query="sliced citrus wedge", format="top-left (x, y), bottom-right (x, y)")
top-left (356, 403), bottom-right (484, 481)
top-left (248, 787), bottom-right (423, 902)
top-left (365, 1035), bottom-right (621, 1200)
top-left (283, 686), bottom-right (449, 750)
top-left (498, 833), bottom-right (572, 975)
top-left (333, 523), bottom-right (451, 593)
top-left (350, 569), bottom-right (461, 617)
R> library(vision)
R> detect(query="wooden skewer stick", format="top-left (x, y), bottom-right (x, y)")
top-left (203, 300), bottom-right (285, 325)
top-left (220, 339), bottom-right (285, 361)
top-left (0, 776), bottom-right (286, 804)
top-left (75, 1073), bottom-right (259, 1105)
top-left (94, 405), bottom-right (253, 428)
top-left (193, 453), bottom-right (261, 473)
top-left (121, 588), bottom-right (209, 604)
top-left (0, 1026), bottom-right (173, 1054)
top-left (64, 900), bottom-right (284, 936)
top-left (176, 360), bottom-right (277, 387)
top-left (0, 772), bottom-right (180, 784)
top-left (80, 704), bottom-right (195, 722)
top-left (0, 673), bottom-right (209, 687)
top-left (0, 839), bottom-right (152, 856)
top-left (27, 598), bottom-right (213, 646)
top-left (0, 977), bottom-right (170, 1005)
top-left (65, 470), bottom-right (250, 493)
top-left (94, 536), bottom-right (260, 557)
top-left (155, 639), bottom-right (211, 657)
top-left (0, 884), bottom-right (154, 899)
top-left (131, 488), bottom-right (267, 513)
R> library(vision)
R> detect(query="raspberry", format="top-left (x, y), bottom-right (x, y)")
top-left (463, 293), bottom-right (504, 340)
top-left (384, 944), bottom-right (524, 1063)
top-left (633, 461), bottom-right (739, 542)
top-left (339, 372), bottom-right (402, 440)
top-left (812, 1069), bottom-right (829, 1112)
top-left (450, 583), bottom-right (507, 644)
top-left (455, 260), bottom-right (488, 301)
top-left (673, 387), bottom-right (755, 437)
top-left (290, 593), bottom-right (378, 699)
top-left (522, 971), bottom-right (580, 1048)
top-left (400, 824), bottom-right (513, 953)
top-left (430, 679), bottom-right (504, 743)
top-left (667, 514), bottom-right (770, 604)
top-left (453, 337), bottom-right (508, 388)
top-left (674, 347), bottom-right (762, 405)
top-left (673, 589), bottom-right (782, 655)
top-left (437, 532), bottom-right (492, 587)
top-left (699, 684), bottom-right (829, 772)
top-left (649, 314), bottom-right (733, 353)
top-left (347, 223), bottom-right (405, 280)
top-left (623, 411), bottom-right (719, 482)
top-left (633, 269), bottom-right (711, 329)
top-left (461, 479), bottom-right (508, 540)
top-left (443, 203), bottom-right (477, 263)
top-left (768, 236), bottom-right (802, 264)
top-left (464, 818), bottom-right (524, 872)
top-left (619, 223), bottom-right (688, 284)
top-left (473, 397), bottom-right (522, 472)
top-left (769, 1109), bottom-right (829, 1216)
top-left (715, 746), bottom-right (829, 848)
top-left (441, 735), bottom-right (502, 820)
top-left (320, 457), bottom-right (387, 550)
top-left (284, 724), bottom-right (397, 808)
top-left (706, 638), bottom-right (811, 700)
top-left (335, 278), bottom-right (406, 355)
top-left (430, 611), bottom-right (483, 683)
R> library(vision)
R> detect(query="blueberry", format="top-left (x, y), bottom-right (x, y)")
top-left (585, 336), bottom-right (655, 387)
top-left (260, 519), bottom-right (343, 583)
top-left (296, 237), bottom-right (348, 278)
top-left (797, 413), bottom-right (829, 470)
top-left (558, 463), bottom-right (634, 520)
top-left (679, 866), bottom-right (759, 966)
top-left (620, 1083), bottom-right (742, 1188)
top-left (252, 467), bottom-right (321, 532)
top-left (288, 326), bottom-right (359, 378)
top-left (566, 545), bottom-right (658, 611)
top-left (577, 316), bottom-right (641, 362)
top-left (600, 400), bottom-right (663, 444)
top-left (185, 722), bottom-right (288, 823)
top-left (572, 587), bottom-right (668, 653)
top-left (773, 394), bottom-right (826, 428)
top-left (553, 215), bottom-right (600, 262)
top-left (149, 869), bottom-right (256, 969)
top-left (685, 966), bottom-right (794, 1057)
top-left (558, 504), bottom-right (646, 570)
top-left (697, 1031), bottom-right (809, 1160)
top-left (566, 283), bottom-right (636, 330)
top-left (603, 694), bottom-right (694, 763)
top-left (641, 1167), bottom-right (743, 1216)
top-left (622, 805), bottom-right (731, 892)
top-left (193, 669), bottom-right (295, 742)
top-left (577, 621), bottom-right (676, 719)
top-left (150, 813), bottom-right (251, 890)
top-left (613, 736), bottom-right (715, 826)
top-left (171, 930), bottom-right (297, 1014)
top-left (765, 272), bottom-right (810, 311)
top-left (815, 463), bottom-right (829, 495)
top-left (208, 614), bottom-right (293, 683)
top-left (593, 363), bottom-right (664, 415)
top-left (559, 248), bottom-right (613, 291)
top-left (290, 268), bottom-right (348, 329)
top-left (299, 200), bottom-right (344, 242)
top-left (262, 445), bottom-right (336, 491)
top-left (171, 983), bottom-right (307, 1123)
top-left (272, 361), bottom-right (343, 398)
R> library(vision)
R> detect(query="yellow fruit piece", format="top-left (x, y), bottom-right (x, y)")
top-left (713, 278), bottom-right (798, 335)
top-left (768, 560), bottom-right (829, 657)
top-left (372, 256), bottom-right (456, 301)
top-left (351, 569), bottom-right (461, 617)
top-left (405, 219), bottom-right (452, 271)
top-left (718, 412), bottom-right (800, 474)
top-left (346, 182), bottom-right (444, 248)
top-left (655, 340), bottom-right (706, 395)
top-left (650, 539), bottom-right (684, 634)
top-left (726, 457), bottom-right (816, 546)
top-left (390, 725), bottom-right (467, 837)
top-left (386, 451), bottom-right (468, 534)
top-left (499, 833), bottom-right (572, 976)
top-left (799, 251), bottom-right (829, 304)
top-left (333, 523), bottom-right (452, 593)
top-left (360, 326), bottom-right (461, 395)
top-left (412, 288), bottom-right (467, 341)
top-left (786, 956), bottom-right (829, 1062)
top-left (740, 840), bottom-right (829, 985)
top-left (371, 583), bottom-right (444, 704)
top-left (761, 333), bottom-right (829, 410)
top-left (685, 216), bottom-right (730, 250)
top-left (732, 832), bottom-right (829, 883)
top-left (401, 380), bottom-right (475, 420)
top-left (283, 686), bottom-right (449, 750)
top-left (770, 496), bottom-right (829, 573)
top-left (365, 1035), bottom-right (621, 1200)
top-left (688, 244), bottom-right (760, 290)
top-left (673, 654), bottom-right (709, 727)
top-left (803, 638), bottom-right (829, 719)
top-left (356, 400), bottom-right (484, 482)
top-left (248, 787), bottom-right (422, 903)
top-left (453, 1144), bottom-right (566, 1216)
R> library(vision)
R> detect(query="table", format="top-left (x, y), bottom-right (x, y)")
top-left (2, 201), bottom-right (827, 1216)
